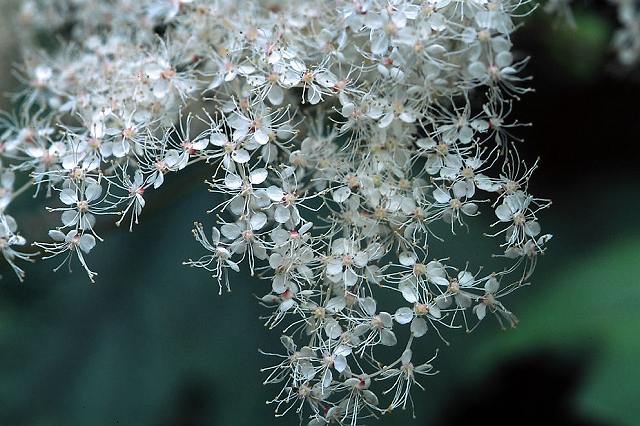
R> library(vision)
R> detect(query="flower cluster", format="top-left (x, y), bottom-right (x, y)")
top-left (1, 0), bottom-right (558, 424)
top-left (611, 0), bottom-right (640, 66)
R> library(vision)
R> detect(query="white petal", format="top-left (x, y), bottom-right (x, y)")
top-left (427, 261), bottom-right (446, 278)
top-left (455, 293), bottom-right (472, 308)
top-left (370, 31), bottom-right (388, 55)
top-left (322, 368), bottom-right (333, 388)
top-left (268, 253), bottom-right (284, 269)
top-left (401, 349), bottom-right (413, 365)
top-left (429, 304), bottom-right (442, 319)
top-left (476, 175), bottom-right (499, 192)
top-left (266, 186), bottom-right (284, 202)
top-left (61, 210), bottom-right (78, 226)
top-left (49, 229), bottom-right (66, 241)
top-left (459, 126), bottom-right (474, 144)
top-left (496, 51), bottom-right (514, 68)
top-left (341, 103), bottom-right (355, 117)
top-left (210, 132), bottom-right (227, 146)
top-left (274, 205), bottom-right (291, 223)
top-left (398, 251), bottom-right (417, 266)
top-left (134, 171), bottom-right (144, 186)
top-left (380, 329), bottom-right (397, 346)
top-left (301, 361), bottom-right (316, 380)
top-left (334, 354), bottom-right (347, 372)
top-left (394, 307), bottom-right (414, 324)
top-left (79, 234), bottom-right (96, 253)
top-left (84, 183), bottom-right (102, 201)
top-left (250, 212), bottom-right (267, 230)
top-left (458, 271), bottom-right (474, 287)
top-left (524, 221), bottom-right (541, 237)
top-left (353, 251), bottom-right (369, 268)
top-left (192, 138), bottom-right (209, 150)
top-left (261, 143), bottom-right (278, 163)
top-left (306, 86), bottom-right (321, 105)
top-left (224, 173), bottom-right (243, 189)
top-left (231, 149), bottom-right (250, 164)
top-left (211, 227), bottom-right (220, 245)
top-left (326, 259), bottom-right (343, 275)
top-left (272, 275), bottom-right (287, 293)
top-left (343, 268), bottom-right (358, 287)
top-left (270, 227), bottom-right (290, 244)
top-left (462, 203), bottom-right (478, 216)
top-left (334, 344), bottom-right (352, 356)
top-left (249, 168), bottom-right (268, 184)
top-left (225, 260), bottom-right (240, 272)
top-left (324, 320), bottom-right (342, 339)
top-left (495, 203), bottom-right (513, 222)
top-left (399, 111), bottom-right (415, 123)
top-left (362, 389), bottom-right (379, 405)
top-left (378, 112), bottom-right (394, 128)
top-left (64, 230), bottom-right (78, 243)
top-left (316, 71), bottom-right (337, 88)
top-left (359, 297), bottom-right (377, 316)
top-left (410, 317), bottom-right (428, 337)
top-left (485, 276), bottom-right (500, 293)
top-left (379, 312), bottom-right (393, 328)
top-left (299, 222), bottom-right (313, 235)
top-left (399, 281), bottom-right (418, 303)
top-left (279, 298), bottom-right (296, 311)
top-left (433, 187), bottom-right (451, 203)
top-left (79, 213), bottom-right (95, 230)
top-left (254, 128), bottom-right (269, 146)
top-left (221, 223), bottom-right (242, 239)
top-left (267, 85), bottom-right (284, 105)
top-left (59, 188), bottom-right (77, 205)
top-left (471, 119), bottom-right (489, 132)
top-left (326, 296), bottom-right (346, 312)
top-left (474, 303), bottom-right (487, 320)
top-left (332, 186), bottom-right (351, 203)
top-left (452, 181), bottom-right (468, 199)
top-left (353, 324), bottom-right (370, 337)
top-left (468, 61), bottom-right (487, 79)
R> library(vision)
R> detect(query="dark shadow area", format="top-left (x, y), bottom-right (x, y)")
top-left (159, 379), bottom-right (218, 426)
top-left (435, 349), bottom-right (608, 426)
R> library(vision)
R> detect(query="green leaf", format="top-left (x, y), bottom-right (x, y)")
top-left (466, 237), bottom-right (640, 423)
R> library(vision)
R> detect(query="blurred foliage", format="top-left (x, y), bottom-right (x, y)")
top-left (524, 6), bottom-right (614, 83)
top-left (468, 236), bottom-right (640, 424)
top-left (0, 0), bottom-right (19, 111)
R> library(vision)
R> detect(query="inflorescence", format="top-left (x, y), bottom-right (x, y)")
top-left (3, 0), bottom-right (614, 424)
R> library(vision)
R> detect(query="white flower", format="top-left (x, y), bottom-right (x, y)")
top-left (325, 238), bottom-right (369, 287)
top-left (494, 190), bottom-right (542, 245)
top-left (2, 0), bottom-right (557, 422)
top-left (57, 182), bottom-right (103, 230)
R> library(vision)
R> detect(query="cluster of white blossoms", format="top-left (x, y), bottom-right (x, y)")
top-left (611, 0), bottom-right (640, 66)
top-left (0, 0), bottom-right (561, 424)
